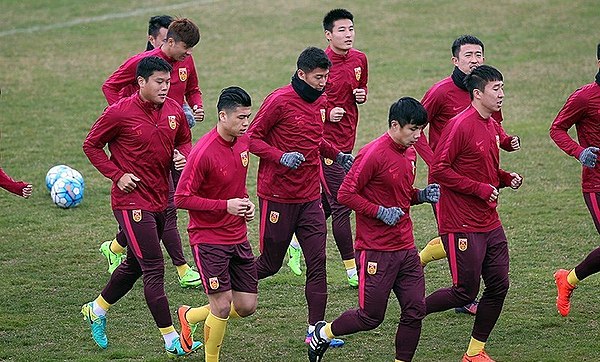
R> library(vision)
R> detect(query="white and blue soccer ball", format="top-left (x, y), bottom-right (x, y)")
top-left (51, 176), bottom-right (84, 208)
top-left (45, 165), bottom-right (71, 191)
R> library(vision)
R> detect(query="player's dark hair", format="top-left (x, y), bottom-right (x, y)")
top-left (452, 35), bottom-right (485, 58)
top-left (297, 47), bottom-right (332, 73)
top-left (167, 18), bottom-right (200, 48)
top-left (597, 43), bottom-right (600, 60)
top-left (464, 65), bottom-right (503, 100)
top-left (323, 8), bottom-right (354, 32)
top-left (217, 86), bottom-right (252, 112)
top-left (388, 97), bottom-right (428, 128)
top-left (146, 15), bottom-right (173, 51)
top-left (136, 56), bottom-right (173, 80)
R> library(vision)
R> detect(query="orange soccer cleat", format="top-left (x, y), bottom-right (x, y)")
top-left (462, 350), bottom-right (496, 362)
top-left (554, 269), bottom-right (576, 317)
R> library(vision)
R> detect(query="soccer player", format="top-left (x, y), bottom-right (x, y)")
top-left (308, 97), bottom-right (439, 362)
top-left (98, 17), bottom-right (202, 289)
top-left (286, 8), bottom-right (368, 287)
top-left (416, 35), bottom-right (520, 315)
top-left (248, 46), bottom-right (353, 347)
top-left (174, 86), bottom-right (257, 362)
top-left (81, 56), bottom-right (200, 355)
top-left (425, 65), bottom-right (523, 362)
top-left (0, 167), bottom-right (32, 198)
top-left (550, 43), bottom-right (600, 317)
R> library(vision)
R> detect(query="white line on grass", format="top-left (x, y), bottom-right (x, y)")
top-left (0, 0), bottom-right (217, 37)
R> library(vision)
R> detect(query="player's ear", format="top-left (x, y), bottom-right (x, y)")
top-left (218, 110), bottom-right (227, 122)
top-left (137, 76), bottom-right (146, 88)
top-left (297, 69), bottom-right (306, 81)
top-left (324, 30), bottom-right (332, 42)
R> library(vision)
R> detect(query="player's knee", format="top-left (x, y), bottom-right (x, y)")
top-left (359, 310), bottom-right (385, 330)
top-left (453, 283), bottom-right (479, 302)
top-left (235, 303), bottom-right (257, 317)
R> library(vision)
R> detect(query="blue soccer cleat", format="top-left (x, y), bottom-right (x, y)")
top-left (81, 302), bottom-right (108, 349)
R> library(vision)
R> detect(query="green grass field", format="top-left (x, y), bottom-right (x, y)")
top-left (1, 0), bottom-right (600, 361)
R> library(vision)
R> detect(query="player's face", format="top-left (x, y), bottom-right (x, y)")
top-left (452, 44), bottom-right (484, 74)
top-left (477, 80), bottom-right (504, 113)
top-left (164, 38), bottom-right (194, 61)
top-left (219, 106), bottom-right (252, 140)
top-left (138, 71), bottom-right (171, 104)
top-left (148, 27), bottom-right (168, 49)
top-left (390, 122), bottom-right (424, 148)
top-left (298, 68), bottom-right (329, 91)
top-left (325, 19), bottom-right (354, 54)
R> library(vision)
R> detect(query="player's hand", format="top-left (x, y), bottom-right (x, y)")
top-left (376, 206), bottom-right (404, 226)
top-left (192, 105), bottom-right (205, 123)
top-left (173, 149), bottom-right (186, 171)
top-left (510, 136), bottom-right (521, 151)
top-left (579, 146), bottom-right (599, 168)
top-left (329, 107), bottom-right (346, 122)
top-left (227, 198), bottom-right (251, 217)
top-left (353, 88), bottom-right (367, 103)
top-left (280, 152), bottom-right (305, 169)
top-left (488, 185), bottom-right (499, 202)
top-left (22, 184), bottom-right (32, 199)
top-left (336, 152), bottom-right (354, 173)
top-left (245, 200), bottom-right (256, 222)
top-left (418, 184), bottom-right (440, 203)
top-left (509, 172), bottom-right (523, 189)
top-left (117, 173), bottom-right (140, 193)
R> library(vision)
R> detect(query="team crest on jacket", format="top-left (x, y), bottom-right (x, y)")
top-left (209, 277), bottom-right (219, 290)
top-left (132, 209), bottom-right (142, 222)
top-left (168, 115), bottom-right (177, 130)
top-left (178, 68), bottom-right (188, 82)
top-left (240, 151), bottom-right (249, 167)
top-left (324, 158), bottom-right (333, 166)
top-left (367, 261), bottom-right (377, 275)
top-left (354, 67), bottom-right (362, 81)
top-left (320, 109), bottom-right (326, 123)
top-left (458, 238), bottom-right (468, 252)
top-left (269, 211), bottom-right (279, 223)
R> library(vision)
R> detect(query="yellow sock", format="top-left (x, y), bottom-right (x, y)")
top-left (419, 237), bottom-right (447, 266)
top-left (95, 295), bottom-right (111, 311)
top-left (466, 337), bottom-right (485, 357)
top-left (187, 305), bottom-right (211, 324)
top-left (110, 239), bottom-right (126, 254)
top-left (187, 303), bottom-right (239, 325)
top-left (159, 325), bottom-right (178, 345)
top-left (204, 312), bottom-right (228, 362)
top-left (324, 322), bottom-right (335, 340)
top-left (567, 269), bottom-right (580, 286)
top-left (176, 263), bottom-right (191, 278)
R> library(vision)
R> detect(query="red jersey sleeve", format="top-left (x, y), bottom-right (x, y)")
top-left (82, 107), bottom-right (126, 182)
top-left (357, 54), bottom-right (369, 103)
top-left (338, 151), bottom-right (380, 218)
top-left (432, 121), bottom-right (493, 201)
top-left (0, 167), bottom-right (27, 196)
top-left (174, 152), bottom-right (227, 212)
top-left (550, 90), bottom-right (587, 159)
top-left (248, 95), bottom-right (285, 163)
top-left (102, 57), bottom-right (139, 105)
top-left (414, 135), bottom-right (434, 166)
top-left (184, 57), bottom-right (202, 108)
top-left (174, 109), bottom-right (192, 156)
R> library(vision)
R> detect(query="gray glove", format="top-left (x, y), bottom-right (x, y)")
top-left (579, 146), bottom-right (599, 168)
top-left (336, 152), bottom-right (354, 173)
top-left (280, 152), bottom-right (305, 169)
top-left (182, 104), bottom-right (196, 128)
top-left (418, 184), bottom-right (440, 203)
top-left (376, 206), bottom-right (404, 226)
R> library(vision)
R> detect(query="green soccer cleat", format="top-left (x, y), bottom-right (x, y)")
top-left (166, 336), bottom-right (202, 357)
top-left (287, 245), bottom-right (303, 276)
top-left (178, 268), bottom-right (202, 289)
top-left (99, 240), bottom-right (124, 274)
top-left (347, 273), bottom-right (359, 288)
top-left (81, 302), bottom-right (108, 349)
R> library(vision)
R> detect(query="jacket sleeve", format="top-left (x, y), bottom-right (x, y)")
top-left (184, 57), bottom-right (203, 108)
top-left (431, 124), bottom-right (493, 201)
top-left (82, 107), bottom-right (125, 183)
top-left (0, 167), bottom-right (27, 196)
top-left (338, 151), bottom-right (380, 218)
top-left (174, 149), bottom-right (227, 211)
top-left (174, 107), bottom-right (192, 157)
top-left (248, 95), bottom-right (285, 163)
top-left (102, 56), bottom-right (140, 105)
top-left (549, 90), bottom-right (587, 159)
